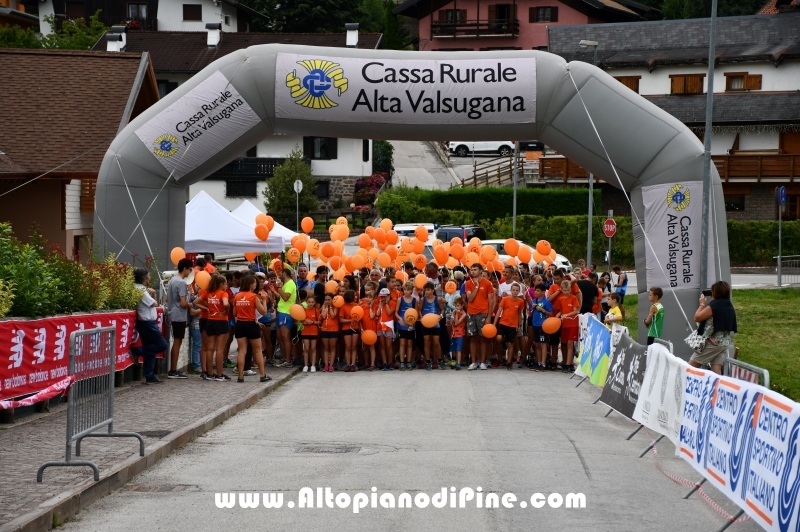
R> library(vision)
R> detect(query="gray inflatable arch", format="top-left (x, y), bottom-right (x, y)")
top-left (94, 45), bottom-right (730, 357)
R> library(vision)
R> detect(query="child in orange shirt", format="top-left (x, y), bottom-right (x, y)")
top-left (319, 293), bottom-right (339, 372)
top-left (340, 290), bottom-right (359, 372)
top-left (360, 291), bottom-right (380, 370)
top-left (558, 280), bottom-right (580, 372)
top-left (301, 295), bottom-right (320, 373)
top-left (493, 283), bottom-right (526, 370)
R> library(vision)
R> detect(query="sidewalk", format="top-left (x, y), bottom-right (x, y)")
top-left (0, 366), bottom-right (297, 532)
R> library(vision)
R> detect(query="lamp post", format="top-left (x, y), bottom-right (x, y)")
top-left (293, 179), bottom-right (303, 233)
top-left (580, 39), bottom-right (599, 269)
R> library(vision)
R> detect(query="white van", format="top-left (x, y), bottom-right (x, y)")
top-left (392, 223), bottom-right (438, 245)
top-left (449, 141), bottom-right (513, 157)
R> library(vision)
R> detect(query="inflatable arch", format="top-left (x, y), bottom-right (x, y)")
top-left (93, 45), bottom-right (730, 357)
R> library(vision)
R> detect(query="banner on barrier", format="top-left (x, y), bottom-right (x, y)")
top-left (677, 366), bottom-right (800, 532)
top-left (632, 343), bottom-right (687, 446)
top-left (0, 310), bottom-right (163, 403)
top-left (599, 331), bottom-right (647, 420)
top-left (576, 315), bottom-right (611, 386)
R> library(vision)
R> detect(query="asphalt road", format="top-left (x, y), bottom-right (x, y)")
top-left (61, 370), bottom-right (761, 532)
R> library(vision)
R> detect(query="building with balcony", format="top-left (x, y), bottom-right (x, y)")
top-left (93, 27), bottom-right (383, 211)
top-left (546, 12), bottom-right (800, 220)
top-left (0, 0), bottom-right (39, 29)
top-left (393, 0), bottom-right (654, 52)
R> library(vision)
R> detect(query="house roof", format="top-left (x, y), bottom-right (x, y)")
top-left (393, 0), bottom-right (650, 21)
top-left (92, 31), bottom-right (384, 73)
top-left (758, 0), bottom-right (798, 14)
top-left (644, 92), bottom-right (800, 126)
top-left (0, 49), bottom-right (159, 176)
top-left (548, 13), bottom-right (800, 68)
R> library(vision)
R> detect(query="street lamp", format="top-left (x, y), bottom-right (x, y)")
top-left (580, 39), bottom-right (599, 269)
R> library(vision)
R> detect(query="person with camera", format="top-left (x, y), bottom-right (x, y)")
top-left (689, 281), bottom-right (738, 375)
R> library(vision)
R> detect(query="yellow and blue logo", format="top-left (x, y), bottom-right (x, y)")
top-left (666, 183), bottom-right (691, 211)
top-left (286, 59), bottom-right (348, 109)
top-left (153, 134), bottom-right (179, 158)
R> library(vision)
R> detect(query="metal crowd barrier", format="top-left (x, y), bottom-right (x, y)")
top-left (776, 254), bottom-right (800, 287)
top-left (652, 338), bottom-right (673, 353)
top-left (37, 327), bottom-right (144, 482)
top-left (724, 357), bottom-right (770, 388)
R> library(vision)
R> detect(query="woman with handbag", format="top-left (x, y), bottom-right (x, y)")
top-left (688, 281), bottom-right (738, 375)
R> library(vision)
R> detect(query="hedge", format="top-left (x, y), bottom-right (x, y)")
top-left (376, 185), bottom-right (601, 222)
top-left (375, 189), bottom-right (475, 226)
top-left (482, 216), bottom-right (800, 268)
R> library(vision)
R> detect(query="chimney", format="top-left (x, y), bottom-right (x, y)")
top-left (106, 25), bottom-right (127, 52)
top-left (345, 23), bottom-right (358, 48)
top-left (206, 22), bottom-right (222, 48)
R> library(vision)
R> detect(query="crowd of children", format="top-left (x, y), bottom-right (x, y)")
top-left (165, 258), bottom-right (664, 380)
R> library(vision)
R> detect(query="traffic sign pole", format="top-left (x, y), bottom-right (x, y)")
top-left (294, 179), bottom-right (303, 234)
top-left (776, 186), bottom-right (786, 286)
top-left (605, 210), bottom-right (614, 273)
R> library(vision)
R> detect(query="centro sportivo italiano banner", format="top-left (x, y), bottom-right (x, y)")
top-left (677, 366), bottom-right (800, 532)
top-left (642, 182), bottom-right (716, 290)
top-left (274, 54), bottom-right (536, 124)
top-left (632, 343), bottom-right (686, 446)
top-left (136, 71), bottom-right (262, 179)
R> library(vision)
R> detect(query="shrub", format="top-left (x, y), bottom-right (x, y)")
top-left (48, 249), bottom-right (106, 312)
top-left (354, 172), bottom-right (387, 206)
top-left (376, 189), bottom-right (475, 226)
top-left (727, 220), bottom-right (800, 266)
top-left (0, 279), bottom-right (14, 318)
top-left (97, 255), bottom-right (141, 310)
top-left (372, 140), bottom-right (394, 174)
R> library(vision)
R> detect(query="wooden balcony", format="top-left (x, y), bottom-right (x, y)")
top-left (540, 154), bottom-right (800, 183)
top-left (431, 19), bottom-right (519, 39)
top-left (206, 157), bottom-right (297, 181)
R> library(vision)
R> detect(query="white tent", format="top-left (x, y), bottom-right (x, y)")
top-left (185, 191), bottom-right (286, 253)
top-left (231, 200), bottom-right (300, 243)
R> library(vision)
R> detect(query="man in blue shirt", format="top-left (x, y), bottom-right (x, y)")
top-left (529, 283), bottom-right (554, 371)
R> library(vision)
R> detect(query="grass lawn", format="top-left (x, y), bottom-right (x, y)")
top-left (619, 289), bottom-right (800, 401)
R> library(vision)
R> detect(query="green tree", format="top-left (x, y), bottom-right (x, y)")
top-left (0, 25), bottom-right (42, 48)
top-left (263, 147), bottom-right (319, 213)
top-left (42, 10), bottom-right (108, 49)
top-left (637, 0), bottom-right (766, 19)
top-left (359, 0), bottom-right (385, 32)
top-left (382, 0), bottom-right (409, 50)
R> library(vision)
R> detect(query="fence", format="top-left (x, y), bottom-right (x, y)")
top-left (37, 327), bottom-right (144, 482)
top-left (458, 155), bottom-right (524, 189)
top-left (724, 357), bottom-right (770, 388)
top-left (776, 254), bottom-right (800, 287)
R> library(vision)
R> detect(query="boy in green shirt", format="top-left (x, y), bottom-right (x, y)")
top-left (644, 286), bottom-right (664, 346)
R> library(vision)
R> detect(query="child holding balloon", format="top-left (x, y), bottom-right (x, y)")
top-left (528, 284), bottom-right (554, 371)
top-left (450, 297), bottom-right (467, 370)
top-left (340, 290), bottom-right (360, 372)
top-left (301, 295), bottom-right (320, 372)
top-left (493, 283), bottom-right (525, 370)
top-left (418, 282), bottom-right (444, 371)
top-left (395, 282), bottom-right (417, 370)
top-left (361, 291), bottom-right (380, 370)
top-left (376, 288), bottom-right (397, 370)
top-left (320, 293), bottom-right (339, 372)
top-left (557, 280), bottom-right (581, 372)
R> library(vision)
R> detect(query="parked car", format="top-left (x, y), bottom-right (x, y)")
top-left (393, 223), bottom-right (438, 245)
top-left (448, 140), bottom-right (543, 157)
top-left (481, 239), bottom-right (572, 272)
top-left (437, 225), bottom-right (486, 243)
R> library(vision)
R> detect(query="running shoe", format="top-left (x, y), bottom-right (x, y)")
top-left (167, 370), bottom-right (188, 379)
top-left (243, 369), bottom-right (257, 376)
top-left (439, 362), bottom-right (446, 370)
top-left (468, 363), bottom-right (477, 370)
top-left (302, 366), bottom-right (309, 373)
top-left (387, 364), bottom-right (393, 371)
top-left (237, 377), bottom-right (245, 383)
top-left (426, 362), bottom-right (432, 371)
top-left (260, 375), bottom-right (271, 382)
top-left (455, 363), bottom-right (462, 370)
top-left (223, 359), bottom-right (236, 368)
top-left (216, 374), bottom-right (231, 381)
top-left (310, 366), bottom-right (317, 373)
top-left (200, 372), bottom-right (209, 380)
top-left (479, 363), bottom-right (488, 370)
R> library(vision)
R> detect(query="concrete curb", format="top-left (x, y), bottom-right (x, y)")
top-left (1, 369), bottom-right (299, 532)
top-left (428, 141), bottom-right (461, 187)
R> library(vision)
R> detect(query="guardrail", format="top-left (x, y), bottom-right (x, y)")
top-left (724, 357), bottom-right (769, 388)
top-left (459, 155), bottom-right (524, 188)
top-left (37, 327), bottom-right (144, 482)
top-left (775, 254), bottom-right (800, 287)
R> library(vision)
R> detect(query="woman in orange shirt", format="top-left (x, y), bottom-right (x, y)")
top-left (319, 292), bottom-right (339, 372)
top-left (339, 290), bottom-right (359, 372)
top-left (301, 295), bottom-right (321, 372)
top-left (360, 290), bottom-right (380, 370)
top-left (233, 275), bottom-right (270, 383)
top-left (194, 274), bottom-right (229, 381)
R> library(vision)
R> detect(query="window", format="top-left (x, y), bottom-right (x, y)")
top-left (65, 1), bottom-right (86, 18)
top-left (535, 46), bottom-right (549, 51)
top-left (362, 139), bottom-right (369, 162)
top-left (128, 3), bottom-right (147, 19)
top-left (183, 4), bottom-right (202, 21)
top-left (529, 6), bottom-right (558, 22)
top-left (724, 72), bottom-right (762, 92)
top-left (315, 181), bottom-right (330, 198)
top-left (614, 76), bottom-right (641, 94)
top-left (781, 195), bottom-right (800, 221)
top-left (226, 180), bottom-right (257, 198)
top-left (157, 80), bottom-right (178, 98)
top-left (303, 137), bottom-right (337, 160)
top-left (224, 15), bottom-right (230, 25)
top-left (669, 74), bottom-right (705, 95)
top-left (724, 195), bottom-right (745, 212)
top-left (438, 9), bottom-right (466, 23)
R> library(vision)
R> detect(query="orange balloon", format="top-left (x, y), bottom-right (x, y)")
top-left (549, 249), bottom-right (557, 261)
top-left (289, 304), bottom-right (306, 321)
top-left (533, 250), bottom-right (545, 263)
top-left (325, 280), bottom-right (339, 295)
top-left (433, 245), bottom-right (448, 265)
top-left (395, 271), bottom-right (409, 282)
top-left (386, 230), bottom-right (399, 245)
top-left (373, 228), bottom-right (386, 243)
top-left (421, 313), bottom-right (440, 328)
top-left (356, 248), bottom-right (368, 258)
top-left (361, 330), bottom-right (378, 345)
top-left (380, 218), bottom-right (393, 232)
top-left (445, 281), bottom-right (457, 294)
top-left (450, 237), bottom-right (463, 247)
top-left (481, 245), bottom-right (495, 263)
top-left (333, 295), bottom-right (345, 308)
top-left (244, 252), bottom-right (259, 262)
top-left (403, 308), bottom-right (418, 325)
top-left (358, 233), bottom-right (372, 249)
top-left (368, 247), bottom-right (380, 260)
top-left (333, 240), bottom-right (344, 256)
top-left (365, 226), bottom-right (375, 237)
top-left (413, 239), bottom-right (425, 254)
top-left (505, 257), bottom-right (518, 267)
top-left (414, 254), bottom-right (427, 271)
top-left (301, 216), bottom-right (314, 233)
top-left (255, 224), bottom-right (269, 241)
top-left (414, 225), bottom-right (428, 242)
top-left (486, 260), bottom-right (500, 273)
top-left (255, 213), bottom-right (269, 227)
top-left (469, 237), bottom-right (482, 248)
top-left (342, 256), bottom-right (354, 273)
top-left (542, 317), bottom-right (561, 335)
top-left (265, 216), bottom-right (275, 231)
top-left (337, 225), bottom-right (350, 240)
top-left (333, 268), bottom-right (346, 281)
top-left (170, 247), bottom-right (185, 266)
top-left (482, 323), bottom-right (497, 338)
top-left (537, 240), bottom-right (552, 256)
top-left (465, 252), bottom-right (480, 267)
top-left (329, 256), bottom-right (342, 271)
top-left (307, 239), bottom-right (320, 257)
top-left (195, 270), bottom-right (211, 290)
top-left (386, 246), bottom-right (398, 260)
top-left (518, 246), bottom-right (532, 264)
top-left (467, 241), bottom-right (481, 256)
top-left (286, 248), bottom-right (301, 263)
top-left (504, 238), bottom-right (520, 257)
top-left (446, 257), bottom-right (459, 268)
top-left (335, 216), bottom-right (346, 226)
top-left (377, 252), bottom-right (391, 268)
top-left (351, 254), bottom-right (365, 270)
top-left (397, 249), bottom-right (409, 264)
top-left (321, 242), bottom-right (335, 258)
top-left (450, 244), bottom-right (465, 260)
top-left (270, 258), bottom-right (283, 274)
top-left (414, 273), bottom-right (427, 289)
top-left (400, 237), bottom-right (414, 253)
top-left (350, 306), bottom-right (364, 321)
top-left (295, 238), bottom-right (308, 255)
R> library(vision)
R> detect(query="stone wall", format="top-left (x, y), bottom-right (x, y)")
top-left (316, 175), bottom-right (357, 211)
top-left (723, 183), bottom-right (797, 221)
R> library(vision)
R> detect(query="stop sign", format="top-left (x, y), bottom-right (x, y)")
top-left (603, 218), bottom-right (617, 238)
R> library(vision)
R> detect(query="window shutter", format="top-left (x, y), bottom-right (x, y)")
top-left (488, 4), bottom-right (497, 22)
top-left (328, 138), bottom-right (338, 160)
top-left (303, 137), bottom-right (314, 159)
top-left (512, 3), bottom-right (517, 19)
top-left (362, 139), bottom-right (369, 162)
top-left (744, 74), bottom-right (762, 90)
top-left (550, 6), bottom-right (558, 21)
top-left (529, 6), bottom-right (537, 22)
top-left (670, 76), bottom-right (685, 95)
top-left (459, 9), bottom-right (466, 22)
top-left (686, 75), bottom-right (704, 94)
top-left (438, 10), bottom-right (447, 21)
